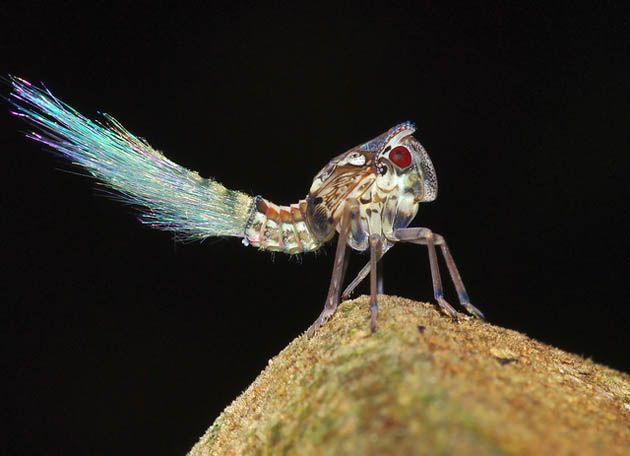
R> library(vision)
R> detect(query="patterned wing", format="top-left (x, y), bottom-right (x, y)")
top-left (305, 150), bottom-right (376, 241)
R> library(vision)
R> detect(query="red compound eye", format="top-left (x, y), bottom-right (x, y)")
top-left (389, 146), bottom-right (412, 168)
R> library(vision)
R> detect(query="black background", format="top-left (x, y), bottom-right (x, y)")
top-left (3, 2), bottom-right (629, 455)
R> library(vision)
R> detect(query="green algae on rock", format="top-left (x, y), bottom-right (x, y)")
top-left (189, 296), bottom-right (630, 456)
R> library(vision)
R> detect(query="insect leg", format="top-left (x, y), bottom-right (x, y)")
top-left (369, 234), bottom-right (383, 333)
top-left (394, 228), bottom-right (458, 319)
top-left (433, 234), bottom-right (485, 319)
top-left (424, 231), bottom-right (459, 319)
top-left (306, 199), bottom-right (359, 337)
top-left (377, 253), bottom-right (384, 295)
top-left (341, 244), bottom-right (391, 300)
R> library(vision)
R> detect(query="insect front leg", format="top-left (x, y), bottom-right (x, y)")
top-left (394, 228), bottom-right (458, 318)
top-left (306, 199), bottom-right (359, 337)
top-left (394, 227), bottom-right (484, 319)
top-left (341, 244), bottom-right (391, 301)
top-left (433, 234), bottom-right (485, 319)
top-left (368, 234), bottom-right (384, 333)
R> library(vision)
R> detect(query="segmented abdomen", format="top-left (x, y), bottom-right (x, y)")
top-left (243, 197), bottom-right (322, 253)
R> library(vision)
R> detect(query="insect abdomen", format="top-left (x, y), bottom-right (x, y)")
top-left (243, 197), bottom-right (322, 253)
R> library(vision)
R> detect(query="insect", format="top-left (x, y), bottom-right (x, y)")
top-left (8, 76), bottom-right (484, 336)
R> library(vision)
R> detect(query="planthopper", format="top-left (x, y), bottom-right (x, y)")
top-left (7, 76), bottom-right (484, 336)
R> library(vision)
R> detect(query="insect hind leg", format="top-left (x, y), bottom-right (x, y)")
top-left (306, 199), bottom-right (359, 337)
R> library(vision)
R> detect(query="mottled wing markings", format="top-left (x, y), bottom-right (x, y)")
top-left (306, 152), bottom-right (376, 241)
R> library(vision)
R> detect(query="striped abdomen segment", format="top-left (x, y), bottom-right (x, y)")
top-left (243, 197), bottom-right (322, 253)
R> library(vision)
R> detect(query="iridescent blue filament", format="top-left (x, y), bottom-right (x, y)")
top-left (9, 77), bottom-right (253, 241)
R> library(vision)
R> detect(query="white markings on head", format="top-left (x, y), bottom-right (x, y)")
top-left (346, 152), bottom-right (366, 166)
